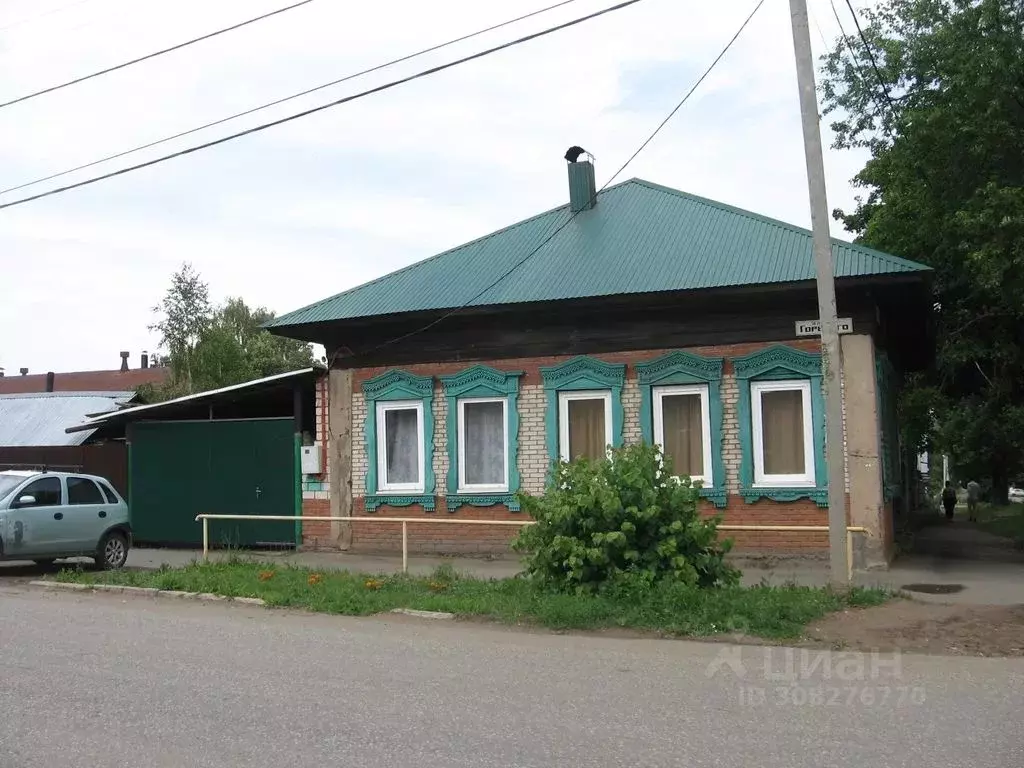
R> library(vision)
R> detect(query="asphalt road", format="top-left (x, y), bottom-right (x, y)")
top-left (1, 585), bottom-right (1022, 768)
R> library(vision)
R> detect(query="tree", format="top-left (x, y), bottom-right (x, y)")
top-left (144, 264), bottom-right (314, 401)
top-left (819, 0), bottom-right (1024, 502)
top-left (148, 262), bottom-right (211, 394)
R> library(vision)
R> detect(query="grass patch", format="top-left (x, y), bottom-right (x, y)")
top-left (53, 561), bottom-right (889, 640)
top-left (976, 504), bottom-right (1024, 544)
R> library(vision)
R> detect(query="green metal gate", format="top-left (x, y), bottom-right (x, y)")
top-left (129, 418), bottom-right (297, 547)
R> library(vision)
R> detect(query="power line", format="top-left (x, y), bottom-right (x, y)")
top-left (841, 0), bottom-right (897, 113)
top-left (810, 7), bottom-right (829, 50)
top-left (1, 0), bottom-right (584, 196)
top-left (0, 0), bottom-right (646, 211)
top-left (0, 0), bottom-right (316, 109)
top-left (345, 0), bottom-right (767, 361)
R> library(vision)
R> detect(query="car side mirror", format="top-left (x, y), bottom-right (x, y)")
top-left (14, 495), bottom-right (36, 508)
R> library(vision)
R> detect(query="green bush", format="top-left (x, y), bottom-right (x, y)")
top-left (514, 443), bottom-right (739, 593)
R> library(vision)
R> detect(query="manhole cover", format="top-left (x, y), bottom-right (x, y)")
top-left (900, 583), bottom-right (965, 594)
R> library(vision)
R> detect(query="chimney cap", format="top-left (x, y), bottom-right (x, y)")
top-left (119, 350), bottom-right (130, 372)
top-left (564, 145), bottom-right (591, 163)
top-left (19, 367), bottom-right (28, 376)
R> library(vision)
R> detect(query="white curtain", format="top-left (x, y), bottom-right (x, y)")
top-left (385, 408), bottom-right (419, 484)
top-left (464, 401), bottom-right (505, 485)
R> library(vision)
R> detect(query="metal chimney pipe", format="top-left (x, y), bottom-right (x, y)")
top-left (119, 351), bottom-right (130, 372)
top-left (45, 372), bottom-right (55, 392)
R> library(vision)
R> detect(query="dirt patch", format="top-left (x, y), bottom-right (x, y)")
top-left (804, 598), bottom-right (1024, 657)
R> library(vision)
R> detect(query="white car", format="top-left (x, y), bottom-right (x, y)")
top-left (1008, 487), bottom-right (1024, 503)
top-left (0, 470), bottom-right (131, 569)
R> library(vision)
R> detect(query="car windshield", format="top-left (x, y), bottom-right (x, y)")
top-left (0, 474), bottom-right (29, 500)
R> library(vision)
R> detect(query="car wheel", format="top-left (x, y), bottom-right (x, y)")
top-left (97, 531), bottom-right (129, 570)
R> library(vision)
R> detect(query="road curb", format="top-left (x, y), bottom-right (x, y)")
top-left (29, 581), bottom-right (266, 607)
top-left (390, 608), bottom-right (455, 620)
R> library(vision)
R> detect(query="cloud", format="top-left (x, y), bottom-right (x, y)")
top-left (0, 0), bottom-right (874, 374)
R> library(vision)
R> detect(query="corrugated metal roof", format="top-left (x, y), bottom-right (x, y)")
top-left (268, 178), bottom-right (931, 328)
top-left (65, 368), bottom-right (322, 434)
top-left (0, 392), bottom-right (134, 447)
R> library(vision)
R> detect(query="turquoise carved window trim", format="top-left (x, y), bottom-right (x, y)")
top-left (733, 345), bottom-right (827, 507)
top-left (635, 351), bottom-right (727, 508)
top-left (440, 365), bottom-right (523, 512)
top-left (361, 369), bottom-right (436, 512)
top-left (540, 356), bottom-right (626, 465)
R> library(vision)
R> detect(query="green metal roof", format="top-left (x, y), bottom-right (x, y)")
top-left (269, 178), bottom-right (930, 328)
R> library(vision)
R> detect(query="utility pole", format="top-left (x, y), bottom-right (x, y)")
top-left (789, 0), bottom-right (849, 585)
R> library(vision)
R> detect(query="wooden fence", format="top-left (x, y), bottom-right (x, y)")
top-left (0, 442), bottom-right (128, 496)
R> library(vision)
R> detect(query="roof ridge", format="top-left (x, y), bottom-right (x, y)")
top-left (628, 178), bottom-right (930, 270)
top-left (267, 178), bottom-right (641, 327)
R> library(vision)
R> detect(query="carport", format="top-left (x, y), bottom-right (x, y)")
top-left (67, 368), bottom-right (322, 549)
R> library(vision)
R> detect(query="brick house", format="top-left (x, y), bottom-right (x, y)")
top-left (269, 159), bottom-right (932, 567)
top-left (0, 351), bottom-right (168, 396)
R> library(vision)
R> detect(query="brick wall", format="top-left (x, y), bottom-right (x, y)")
top-left (312, 338), bottom-right (879, 555)
top-left (300, 376), bottom-right (330, 547)
top-left (301, 498), bottom-right (332, 549)
top-left (350, 497), bottom-right (524, 554)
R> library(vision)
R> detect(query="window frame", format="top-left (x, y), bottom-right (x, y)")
top-left (652, 383), bottom-right (713, 486)
top-left (440, 365), bottom-right (523, 512)
top-left (540, 356), bottom-right (626, 468)
top-left (98, 481), bottom-right (119, 505)
top-left (557, 389), bottom-right (613, 462)
top-left (750, 379), bottom-right (815, 487)
top-left (375, 399), bottom-right (426, 494)
top-left (732, 344), bottom-right (827, 507)
top-left (66, 476), bottom-right (105, 505)
top-left (456, 396), bottom-right (509, 494)
top-left (361, 369), bottom-right (436, 511)
top-left (15, 476), bottom-right (64, 508)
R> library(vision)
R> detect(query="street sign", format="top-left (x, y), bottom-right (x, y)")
top-left (795, 318), bottom-right (853, 337)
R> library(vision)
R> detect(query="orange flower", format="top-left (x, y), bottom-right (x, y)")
top-left (258, 570), bottom-right (275, 582)
top-left (307, 573), bottom-right (323, 586)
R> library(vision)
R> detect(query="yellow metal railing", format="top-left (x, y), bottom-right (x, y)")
top-left (194, 515), bottom-right (867, 582)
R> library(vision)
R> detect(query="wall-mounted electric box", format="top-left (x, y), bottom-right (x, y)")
top-left (300, 443), bottom-right (322, 474)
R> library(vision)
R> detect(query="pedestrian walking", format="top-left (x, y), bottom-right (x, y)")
top-left (941, 481), bottom-right (957, 520)
top-left (966, 480), bottom-right (981, 522)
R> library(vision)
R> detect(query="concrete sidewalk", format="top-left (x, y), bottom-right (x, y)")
top-left (119, 547), bottom-right (1024, 606)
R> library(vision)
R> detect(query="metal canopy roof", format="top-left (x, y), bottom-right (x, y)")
top-left (0, 392), bottom-right (135, 446)
top-left (65, 368), bottom-right (322, 434)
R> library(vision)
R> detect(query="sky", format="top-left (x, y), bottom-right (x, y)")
top-left (0, 0), bottom-right (874, 375)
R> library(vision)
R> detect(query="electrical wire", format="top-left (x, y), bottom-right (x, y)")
top-left (841, 0), bottom-right (897, 113)
top-left (0, 0), bottom-right (646, 210)
top-left (1, 0), bottom-right (583, 196)
top-left (0, 0), bottom-right (316, 109)
top-left (342, 0), bottom-right (767, 361)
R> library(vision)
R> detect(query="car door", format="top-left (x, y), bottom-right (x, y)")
top-left (64, 476), bottom-right (108, 552)
top-left (4, 476), bottom-right (65, 557)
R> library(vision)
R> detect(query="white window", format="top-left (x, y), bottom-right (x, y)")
top-left (751, 379), bottom-right (815, 486)
top-left (557, 390), bottom-right (612, 462)
top-left (457, 397), bottom-right (508, 492)
top-left (653, 384), bottom-right (712, 485)
top-left (376, 400), bottom-right (424, 493)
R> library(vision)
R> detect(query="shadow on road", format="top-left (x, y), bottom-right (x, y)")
top-left (0, 560), bottom-right (99, 579)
